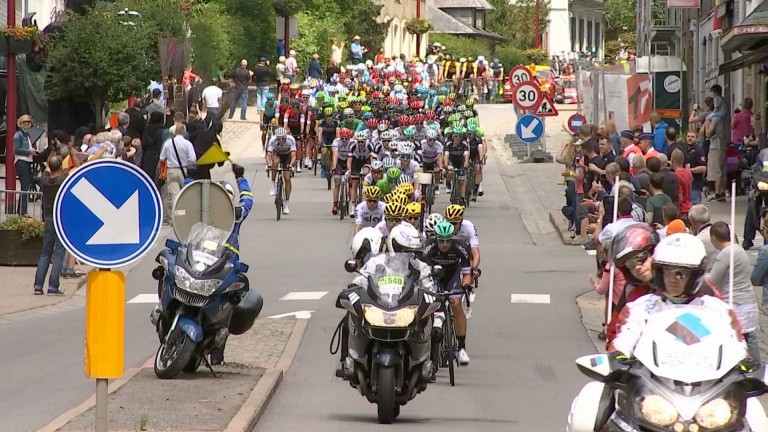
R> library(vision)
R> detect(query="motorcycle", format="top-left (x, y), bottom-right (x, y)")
top-left (567, 308), bottom-right (768, 431)
top-left (150, 222), bottom-right (263, 379)
top-left (334, 253), bottom-right (442, 424)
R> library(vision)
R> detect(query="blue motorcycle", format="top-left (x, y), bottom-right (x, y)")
top-left (150, 222), bottom-right (263, 379)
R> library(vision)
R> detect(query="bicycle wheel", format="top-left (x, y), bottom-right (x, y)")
top-left (443, 309), bottom-right (456, 387)
top-left (275, 176), bottom-right (283, 221)
top-left (313, 141), bottom-right (319, 176)
top-left (464, 169), bottom-right (474, 207)
top-left (339, 180), bottom-right (347, 221)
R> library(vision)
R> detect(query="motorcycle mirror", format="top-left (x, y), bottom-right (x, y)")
top-left (431, 265), bottom-right (444, 279)
top-left (344, 259), bottom-right (359, 273)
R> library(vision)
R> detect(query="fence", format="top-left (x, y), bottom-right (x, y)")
top-left (0, 190), bottom-right (44, 224)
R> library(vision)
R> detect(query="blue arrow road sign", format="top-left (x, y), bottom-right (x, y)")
top-left (54, 159), bottom-right (163, 268)
top-left (515, 114), bottom-right (544, 144)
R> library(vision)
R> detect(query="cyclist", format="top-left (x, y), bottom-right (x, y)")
top-left (348, 130), bottom-right (375, 216)
top-left (467, 123), bottom-right (484, 199)
top-left (354, 186), bottom-right (385, 232)
top-left (404, 202), bottom-right (422, 231)
top-left (422, 220), bottom-right (473, 366)
top-left (375, 166), bottom-right (401, 196)
top-left (317, 106), bottom-right (339, 178)
top-left (423, 213), bottom-right (444, 238)
top-left (488, 58), bottom-right (504, 101)
top-left (474, 56), bottom-right (489, 102)
top-left (331, 128), bottom-right (354, 215)
top-left (338, 108), bottom-right (362, 134)
top-left (300, 95), bottom-right (317, 170)
top-left (363, 160), bottom-right (385, 187)
top-left (444, 204), bottom-right (480, 277)
top-left (261, 93), bottom-right (278, 149)
top-left (375, 201), bottom-right (408, 238)
top-left (283, 99), bottom-right (305, 172)
top-left (397, 141), bottom-right (420, 179)
top-left (266, 127), bottom-right (296, 214)
top-left (418, 129), bottom-right (444, 194)
top-left (444, 127), bottom-right (470, 199)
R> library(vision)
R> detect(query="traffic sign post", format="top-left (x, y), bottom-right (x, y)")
top-left (511, 81), bottom-right (542, 112)
top-left (567, 113), bottom-right (588, 134)
top-left (54, 159), bottom-right (162, 432)
top-left (534, 94), bottom-right (558, 117)
top-left (508, 65), bottom-right (533, 87)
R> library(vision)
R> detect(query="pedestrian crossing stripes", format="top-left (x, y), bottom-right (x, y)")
top-left (510, 294), bottom-right (551, 304)
top-left (280, 291), bottom-right (328, 301)
top-left (127, 293), bottom-right (159, 304)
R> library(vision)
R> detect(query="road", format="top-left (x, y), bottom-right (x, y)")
top-left (0, 104), bottom-right (599, 432)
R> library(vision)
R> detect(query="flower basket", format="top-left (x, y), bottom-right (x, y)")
top-left (0, 230), bottom-right (43, 266)
top-left (404, 18), bottom-right (433, 35)
top-left (7, 37), bottom-right (33, 54)
top-left (1, 26), bottom-right (39, 54)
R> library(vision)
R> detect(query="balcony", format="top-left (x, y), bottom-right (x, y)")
top-left (652, 7), bottom-right (683, 30)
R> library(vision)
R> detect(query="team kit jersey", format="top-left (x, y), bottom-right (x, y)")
top-left (267, 136), bottom-right (297, 155)
top-left (444, 141), bottom-right (469, 167)
top-left (354, 201), bottom-right (385, 228)
top-left (457, 219), bottom-right (479, 248)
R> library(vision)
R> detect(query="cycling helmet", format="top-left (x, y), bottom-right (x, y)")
top-left (377, 122), bottom-right (388, 132)
top-left (266, 92), bottom-right (276, 100)
top-left (434, 220), bottom-right (455, 239)
top-left (467, 117), bottom-right (479, 127)
top-left (456, 105), bottom-right (466, 112)
top-left (339, 128), bottom-right (354, 139)
top-left (388, 192), bottom-right (409, 206)
top-left (425, 110), bottom-right (436, 120)
top-left (275, 127), bottom-right (287, 138)
top-left (424, 213), bottom-right (444, 235)
top-left (351, 227), bottom-right (384, 261)
top-left (444, 204), bottom-right (465, 222)
top-left (366, 118), bottom-right (378, 129)
top-left (380, 130), bottom-right (393, 140)
top-left (612, 224), bottom-right (659, 268)
top-left (651, 233), bottom-right (706, 301)
top-left (301, 88), bottom-right (312, 96)
top-left (453, 126), bottom-right (466, 135)
top-left (447, 92), bottom-right (457, 100)
top-left (379, 119), bottom-right (391, 129)
top-left (323, 107), bottom-right (334, 116)
top-left (398, 183), bottom-right (415, 196)
top-left (386, 167), bottom-right (402, 180)
top-left (364, 185), bottom-right (383, 200)
top-left (403, 126), bottom-right (416, 138)
top-left (315, 91), bottom-right (326, 99)
top-left (343, 108), bottom-right (354, 116)
top-left (354, 130), bottom-right (368, 141)
top-left (467, 124), bottom-right (478, 133)
top-left (387, 224), bottom-right (422, 255)
top-left (425, 129), bottom-right (438, 140)
top-left (443, 127), bottom-right (452, 135)
top-left (397, 141), bottom-right (416, 154)
top-left (389, 130), bottom-right (400, 139)
top-left (398, 114), bottom-right (411, 126)
top-left (384, 201), bottom-right (407, 218)
top-left (439, 86), bottom-right (448, 95)
top-left (382, 157), bottom-right (397, 169)
top-left (437, 95), bottom-right (446, 103)
top-left (413, 113), bottom-right (425, 123)
top-left (370, 160), bottom-right (384, 171)
top-left (337, 101), bottom-right (349, 109)
top-left (397, 174), bottom-right (413, 186)
top-left (405, 202), bottom-right (421, 218)
top-left (465, 98), bottom-right (475, 107)
top-left (428, 123), bottom-right (439, 132)
top-left (361, 105), bottom-right (372, 113)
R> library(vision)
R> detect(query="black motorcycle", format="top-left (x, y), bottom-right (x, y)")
top-left (334, 254), bottom-right (442, 424)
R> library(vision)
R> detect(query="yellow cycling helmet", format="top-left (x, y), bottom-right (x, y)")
top-left (397, 183), bottom-right (415, 196)
top-left (448, 93), bottom-right (457, 100)
top-left (385, 202), bottom-right (407, 218)
top-left (438, 95), bottom-right (446, 103)
top-left (364, 186), bottom-right (382, 200)
top-left (405, 202), bottom-right (421, 217)
top-left (391, 192), bottom-right (410, 206)
top-left (337, 101), bottom-right (349, 109)
top-left (465, 98), bottom-right (475, 107)
top-left (323, 107), bottom-right (334, 116)
top-left (444, 204), bottom-right (465, 222)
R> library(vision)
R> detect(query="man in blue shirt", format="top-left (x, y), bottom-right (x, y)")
top-left (307, 53), bottom-right (323, 79)
top-left (350, 35), bottom-right (365, 64)
top-left (650, 112), bottom-right (669, 154)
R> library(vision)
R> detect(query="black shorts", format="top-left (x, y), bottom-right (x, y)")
top-left (263, 114), bottom-right (275, 125)
top-left (322, 131), bottom-right (336, 145)
top-left (333, 159), bottom-right (348, 175)
top-left (277, 152), bottom-right (292, 168)
top-left (422, 161), bottom-right (437, 172)
top-left (436, 268), bottom-right (462, 312)
top-left (470, 149), bottom-right (481, 164)
top-left (288, 124), bottom-right (301, 136)
top-left (350, 157), bottom-right (369, 176)
top-left (448, 156), bottom-right (464, 169)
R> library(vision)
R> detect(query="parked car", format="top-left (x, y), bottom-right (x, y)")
top-left (554, 75), bottom-right (577, 104)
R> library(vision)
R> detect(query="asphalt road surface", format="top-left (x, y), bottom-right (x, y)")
top-left (1, 104), bottom-right (597, 432)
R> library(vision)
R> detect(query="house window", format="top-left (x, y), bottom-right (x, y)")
top-left (570, 16), bottom-right (576, 51)
top-left (474, 10), bottom-right (485, 29)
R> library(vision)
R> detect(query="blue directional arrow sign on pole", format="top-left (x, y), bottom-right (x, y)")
top-left (515, 114), bottom-right (544, 144)
top-left (54, 160), bottom-right (163, 268)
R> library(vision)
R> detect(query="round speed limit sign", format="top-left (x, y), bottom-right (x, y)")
top-left (511, 82), bottom-right (542, 111)
top-left (509, 65), bottom-right (532, 86)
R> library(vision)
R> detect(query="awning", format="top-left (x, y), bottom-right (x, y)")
top-left (718, 48), bottom-right (766, 76)
top-left (720, 1), bottom-right (768, 52)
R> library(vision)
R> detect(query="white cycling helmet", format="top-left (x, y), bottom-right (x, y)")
top-left (387, 224), bottom-right (422, 255)
top-left (390, 130), bottom-right (400, 139)
top-left (377, 123), bottom-right (388, 132)
top-left (370, 160), bottom-right (384, 171)
top-left (423, 213), bottom-right (444, 235)
top-left (343, 108), bottom-right (354, 116)
top-left (354, 130), bottom-right (368, 141)
top-left (275, 127), bottom-right (287, 137)
top-left (397, 141), bottom-right (415, 155)
top-left (477, 56), bottom-right (485, 62)
top-left (380, 130), bottom-right (393, 140)
top-left (426, 129), bottom-right (438, 140)
top-left (301, 88), bottom-right (312, 96)
top-left (351, 227), bottom-right (384, 262)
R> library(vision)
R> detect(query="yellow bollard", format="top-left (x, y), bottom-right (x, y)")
top-left (85, 270), bottom-right (125, 379)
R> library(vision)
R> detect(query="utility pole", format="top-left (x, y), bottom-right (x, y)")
top-left (534, 0), bottom-right (540, 49)
top-left (416, 0), bottom-right (422, 57)
top-left (5, 0), bottom-right (17, 213)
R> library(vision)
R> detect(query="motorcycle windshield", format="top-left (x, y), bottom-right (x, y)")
top-left (369, 253), bottom-right (414, 308)
top-left (182, 222), bottom-right (233, 278)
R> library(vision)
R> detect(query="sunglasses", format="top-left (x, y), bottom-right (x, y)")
top-left (662, 267), bottom-right (693, 280)
top-left (385, 216), bottom-right (401, 222)
top-left (407, 216), bottom-right (419, 221)
top-left (625, 251), bottom-right (650, 268)
top-left (400, 154), bottom-right (412, 159)
top-left (366, 199), bottom-right (378, 203)
top-left (437, 238), bottom-right (452, 244)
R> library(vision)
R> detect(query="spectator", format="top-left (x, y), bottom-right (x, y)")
top-left (326, 60), bottom-right (341, 82)
top-left (671, 149), bottom-right (692, 221)
top-left (375, 48), bottom-right (386, 65)
top-left (350, 35), bottom-right (365, 64)
top-left (159, 124), bottom-right (197, 224)
top-left (600, 120), bottom-right (621, 155)
top-left (732, 97), bottom-right (755, 146)
top-left (331, 37), bottom-right (344, 65)
top-left (620, 130), bottom-right (642, 165)
top-left (750, 212), bottom-right (768, 311)
top-left (201, 78), bottom-right (223, 129)
top-left (140, 111), bottom-right (165, 181)
top-left (228, 59), bottom-right (252, 121)
top-left (163, 112), bottom-right (189, 142)
top-left (253, 57), bottom-right (272, 114)
top-left (145, 88), bottom-right (165, 116)
top-left (187, 77), bottom-right (203, 114)
top-left (35, 152), bottom-right (80, 295)
top-left (650, 112), bottom-right (668, 154)
top-left (688, 96), bottom-right (713, 131)
top-left (597, 196), bottom-right (638, 244)
top-left (638, 132), bottom-right (659, 161)
top-left (704, 96), bottom-right (726, 202)
top-left (688, 204), bottom-right (717, 268)
top-left (684, 129), bottom-right (707, 205)
top-left (147, 80), bottom-right (165, 107)
top-left (276, 56), bottom-right (287, 82)
top-left (707, 221), bottom-right (760, 363)
top-left (13, 114), bottom-right (37, 215)
top-left (115, 112), bottom-right (131, 138)
top-left (308, 53), bottom-right (323, 80)
top-left (655, 203), bottom-right (680, 237)
top-left (597, 134), bottom-right (616, 165)
top-left (665, 126), bottom-right (685, 157)
top-left (631, 156), bottom-right (651, 195)
top-left (649, 154), bottom-right (680, 206)
top-left (646, 172), bottom-right (671, 225)
top-left (126, 101), bottom-right (145, 139)
top-left (285, 50), bottom-right (298, 83)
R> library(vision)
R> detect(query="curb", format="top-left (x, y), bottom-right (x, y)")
top-left (549, 209), bottom-right (583, 246)
top-left (37, 317), bottom-right (310, 432)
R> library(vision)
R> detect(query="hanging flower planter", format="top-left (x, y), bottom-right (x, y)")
top-left (404, 18), bottom-right (433, 36)
top-left (1, 25), bottom-right (40, 54)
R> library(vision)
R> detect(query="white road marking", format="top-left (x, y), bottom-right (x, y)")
top-left (280, 291), bottom-right (328, 301)
top-left (586, 249), bottom-right (597, 256)
top-left (267, 311), bottom-right (314, 319)
top-left (127, 293), bottom-right (159, 304)
top-left (510, 294), bottom-right (551, 304)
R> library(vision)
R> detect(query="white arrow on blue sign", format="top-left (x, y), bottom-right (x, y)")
top-left (54, 159), bottom-right (163, 268)
top-left (515, 114), bottom-right (544, 144)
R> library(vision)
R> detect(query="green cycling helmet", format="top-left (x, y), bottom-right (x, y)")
top-left (361, 105), bottom-right (372, 112)
top-left (464, 110), bottom-right (473, 118)
top-left (453, 126), bottom-right (466, 135)
top-left (477, 128), bottom-right (485, 138)
top-left (467, 117), bottom-right (479, 127)
top-left (337, 94), bottom-right (347, 101)
top-left (386, 167), bottom-right (402, 181)
top-left (428, 123), bottom-right (439, 131)
top-left (434, 220), bottom-right (455, 239)
top-left (451, 121), bottom-right (462, 129)
top-left (404, 126), bottom-right (416, 137)
top-left (443, 127), bottom-right (452, 135)
top-left (467, 124), bottom-right (478, 133)
top-left (315, 91), bottom-right (327, 99)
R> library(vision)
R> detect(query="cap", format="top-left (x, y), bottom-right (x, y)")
top-left (353, 35), bottom-right (361, 40)
top-left (620, 130), bottom-right (634, 139)
top-left (666, 219), bottom-right (687, 235)
top-left (289, 50), bottom-right (296, 55)
top-left (639, 133), bottom-right (654, 141)
top-left (259, 56), bottom-right (267, 62)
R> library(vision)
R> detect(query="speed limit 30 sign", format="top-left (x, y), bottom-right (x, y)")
top-left (511, 81), bottom-right (542, 111)
top-left (508, 65), bottom-right (533, 87)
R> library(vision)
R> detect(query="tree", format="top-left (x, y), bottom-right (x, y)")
top-left (46, 4), bottom-right (153, 127)
top-left (189, 2), bottom-right (235, 81)
top-left (291, 1), bottom-right (344, 69)
top-left (604, 0), bottom-right (636, 41)
top-left (218, 0), bottom-right (277, 66)
top-left (336, 0), bottom-right (390, 57)
top-left (486, 0), bottom-right (550, 49)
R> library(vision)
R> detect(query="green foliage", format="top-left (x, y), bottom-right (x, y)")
top-left (45, 4), bottom-right (153, 126)
top-left (604, 0), bottom-right (636, 40)
top-left (486, 0), bottom-right (550, 49)
top-left (189, 2), bottom-right (234, 82)
top-left (219, 0), bottom-right (277, 66)
top-left (404, 18), bottom-right (432, 35)
top-left (291, 2), bottom-right (344, 71)
top-left (336, 0), bottom-right (390, 57)
top-left (524, 48), bottom-right (548, 65)
top-left (494, 43), bottom-right (526, 69)
top-left (604, 32), bottom-right (636, 63)
top-left (429, 34), bottom-right (491, 59)
top-left (0, 216), bottom-right (45, 240)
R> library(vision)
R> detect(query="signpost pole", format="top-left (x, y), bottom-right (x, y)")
top-left (95, 378), bottom-right (108, 432)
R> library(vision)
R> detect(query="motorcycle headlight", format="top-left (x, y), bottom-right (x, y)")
top-left (639, 394), bottom-right (678, 427)
top-left (695, 398), bottom-right (734, 429)
top-left (174, 267), bottom-right (221, 296)
top-left (363, 305), bottom-right (417, 327)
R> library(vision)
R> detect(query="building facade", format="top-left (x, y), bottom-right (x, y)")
top-left (544, 0), bottom-right (605, 60)
top-left (428, 0), bottom-right (504, 50)
top-left (380, 0), bottom-right (429, 58)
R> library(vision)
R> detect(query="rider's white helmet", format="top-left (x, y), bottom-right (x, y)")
top-left (380, 130), bottom-right (393, 140)
top-left (370, 160), bottom-right (384, 171)
top-left (653, 233), bottom-right (706, 268)
top-left (423, 213), bottom-right (444, 235)
top-left (426, 129), bottom-right (438, 140)
top-left (354, 130), bottom-right (368, 141)
top-left (275, 127), bottom-right (287, 137)
top-left (387, 224), bottom-right (422, 255)
top-left (351, 227), bottom-right (384, 261)
top-left (397, 141), bottom-right (415, 155)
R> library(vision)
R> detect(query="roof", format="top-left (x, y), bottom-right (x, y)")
top-left (431, 0), bottom-right (494, 10)
top-left (428, 5), bottom-right (504, 41)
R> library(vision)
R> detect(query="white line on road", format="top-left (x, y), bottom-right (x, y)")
top-left (280, 291), bottom-right (328, 301)
top-left (127, 293), bottom-right (159, 304)
top-left (510, 294), bottom-right (551, 304)
top-left (267, 311), bottom-right (314, 319)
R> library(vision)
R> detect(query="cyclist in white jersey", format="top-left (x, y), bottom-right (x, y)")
top-left (266, 127), bottom-right (297, 213)
top-left (348, 131), bottom-right (376, 216)
top-left (417, 129), bottom-right (444, 194)
top-left (354, 186), bottom-right (385, 232)
top-left (331, 128), bottom-right (354, 215)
